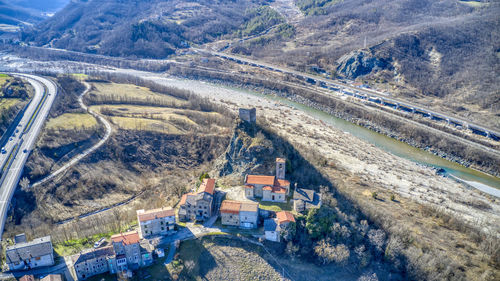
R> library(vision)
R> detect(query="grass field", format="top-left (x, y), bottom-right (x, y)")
top-left (176, 236), bottom-right (283, 280)
top-left (0, 98), bottom-right (21, 112)
top-left (46, 113), bottom-right (98, 130)
top-left (258, 198), bottom-right (293, 212)
top-left (90, 83), bottom-right (187, 106)
top-left (91, 104), bottom-right (198, 124)
top-left (109, 116), bottom-right (182, 134)
top-left (0, 75), bottom-right (11, 88)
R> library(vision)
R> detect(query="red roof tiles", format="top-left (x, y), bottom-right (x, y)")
top-left (199, 178), bottom-right (216, 195)
top-left (220, 200), bottom-right (241, 214)
top-left (111, 231), bottom-right (140, 245)
top-left (276, 211), bottom-right (295, 224)
top-left (246, 175), bottom-right (276, 186)
top-left (276, 179), bottom-right (290, 187)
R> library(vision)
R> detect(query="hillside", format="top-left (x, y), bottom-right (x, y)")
top-left (22, 0), bottom-right (274, 58)
top-left (232, 0), bottom-right (500, 129)
top-left (0, 0), bottom-right (68, 32)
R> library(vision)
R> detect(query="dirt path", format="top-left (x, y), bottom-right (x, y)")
top-left (31, 81), bottom-right (113, 188)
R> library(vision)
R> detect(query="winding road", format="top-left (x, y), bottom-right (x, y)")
top-left (31, 81), bottom-right (112, 188)
top-left (0, 73), bottom-right (57, 239)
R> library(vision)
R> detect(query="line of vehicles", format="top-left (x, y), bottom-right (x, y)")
top-left (210, 50), bottom-right (499, 141)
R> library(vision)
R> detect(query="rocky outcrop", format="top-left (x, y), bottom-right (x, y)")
top-left (214, 121), bottom-right (275, 177)
top-left (336, 50), bottom-right (390, 79)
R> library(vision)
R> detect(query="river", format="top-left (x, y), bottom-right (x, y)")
top-left (236, 86), bottom-right (500, 197)
top-left (156, 75), bottom-right (500, 197)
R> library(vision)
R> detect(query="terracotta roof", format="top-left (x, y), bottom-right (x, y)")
top-left (263, 185), bottom-right (273, 191)
top-left (276, 158), bottom-right (286, 163)
top-left (180, 192), bottom-right (195, 206)
top-left (272, 186), bottom-right (286, 194)
top-left (220, 200), bottom-right (241, 214)
top-left (276, 179), bottom-right (290, 187)
top-left (244, 185), bottom-right (254, 189)
top-left (198, 178), bottom-right (216, 195)
top-left (111, 231), bottom-right (140, 245)
top-left (263, 186), bottom-right (286, 194)
top-left (276, 211), bottom-right (295, 224)
top-left (179, 194), bottom-right (188, 205)
top-left (246, 175), bottom-right (275, 186)
top-left (137, 207), bottom-right (175, 222)
top-left (240, 202), bottom-right (258, 213)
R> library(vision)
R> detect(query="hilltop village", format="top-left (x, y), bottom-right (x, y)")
top-left (5, 109), bottom-right (322, 281)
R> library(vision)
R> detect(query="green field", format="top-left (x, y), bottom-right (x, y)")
top-left (46, 113), bottom-right (98, 130)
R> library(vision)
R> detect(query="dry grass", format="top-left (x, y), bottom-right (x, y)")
top-left (90, 82), bottom-right (187, 106)
top-left (0, 98), bottom-right (21, 111)
top-left (46, 113), bottom-right (98, 130)
top-left (109, 116), bottom-right (182, 134)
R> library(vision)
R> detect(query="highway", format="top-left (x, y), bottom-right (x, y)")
top-left (194, 48), bottom-right (500, 141)
top-left (0, 73), bottom-right (57, 239)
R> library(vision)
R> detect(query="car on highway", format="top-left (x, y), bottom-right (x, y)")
top-left (1, 148), bottom-right (6, 154)
top-left (15, 129), bottom-right (19, 133)
top-left (23, 149), bottom-right (28, 153)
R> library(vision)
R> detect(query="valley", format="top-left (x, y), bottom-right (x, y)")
top-left (0, 0), bottom-right (498, 281)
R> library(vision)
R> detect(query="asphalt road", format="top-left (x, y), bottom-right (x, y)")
top-left (0, 73), bottom-right (57, 239)
top-left (194, 48), bottom-right (500, 139)
top-left (31, 81), bottom-right (112, 188)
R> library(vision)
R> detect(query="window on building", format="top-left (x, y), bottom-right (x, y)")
top-left (160, 221), bottom-right (164, 225)
top-left (161, 227), bottom-right (164, 230)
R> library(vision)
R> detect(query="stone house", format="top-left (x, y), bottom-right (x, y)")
top-left (178, 178), bottom-right (216, 222)
top-left (72, 246), bottom-right (116, 280)
top-left (244, 158), bottom-right (290, 202)
top-left (137, 207), bottom-right (176, 238)
top-left (293, 188), bottom-right (321, 213)
top-left (220, 200), bottom-right (241, 227)
top-left (262, 185), bottom-right (286, 203)
top-left (111, 231), bottom-right (141, 271)
top-left (265, 211), bottom-right (295, 242)
top-left (6, 235), bottom-right (54, 271)
top-left (264, 219), bottom-right (279, 242)
top-left (220, 200), bottom-right (259, 228)
top-left (239, 201), bottom-right (259, 228)
top-left (139, 240), bottom-right (155, 267)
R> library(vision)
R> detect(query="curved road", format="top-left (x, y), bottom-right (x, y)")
top-left (0, 73), bottom-right (57, 239)
top-left (31, 81), bottom-right (112, 188)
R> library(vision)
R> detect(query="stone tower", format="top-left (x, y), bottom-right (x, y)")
top-left (276, 158), bottom-right (286, 180)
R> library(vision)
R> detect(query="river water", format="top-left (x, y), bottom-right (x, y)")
top-left (146, 75), bottom-right (500, 197)
top-left (245, 88), bottom-right (500, 196)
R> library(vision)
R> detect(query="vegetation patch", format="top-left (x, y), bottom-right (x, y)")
top-left (87, 82), bottom-right (187, 107)
top-left (46, 113), bottom-right (98, 130)
top-left (176, 237), bottom-right (283, 280)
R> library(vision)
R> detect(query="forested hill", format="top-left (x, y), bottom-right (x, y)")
top-left (22, 0), bottom-right (273, 58)
top-left (0, 0), bottom-right (68, 27)
top-left (19, 0), bottom-right (500, 128)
